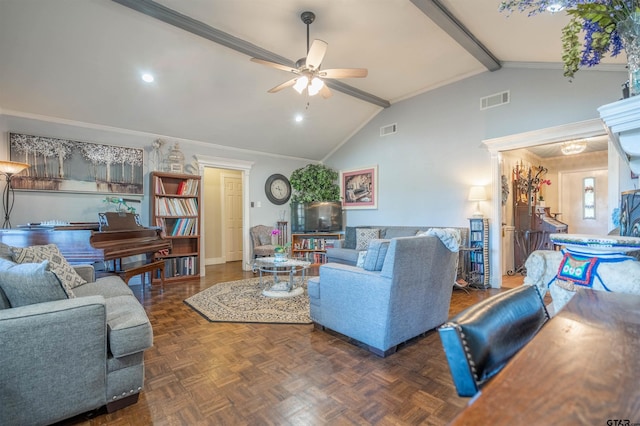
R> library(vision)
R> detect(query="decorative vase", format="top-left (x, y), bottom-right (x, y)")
top-left (274, 252), bottom-right (287, 262)
top-left (618, 13), bottom-right (640, 97)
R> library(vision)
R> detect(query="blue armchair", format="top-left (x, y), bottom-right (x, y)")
top-left (308, 235), bottom-right (458, 357)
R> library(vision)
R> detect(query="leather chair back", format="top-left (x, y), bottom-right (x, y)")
top-left (438, 285), bottom-right (549, 397)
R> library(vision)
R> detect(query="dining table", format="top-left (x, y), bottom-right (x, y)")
top-left (451, 288), bottom-right (640, 425)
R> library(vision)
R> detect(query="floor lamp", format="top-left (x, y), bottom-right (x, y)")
top-left (0, 161), bottom-right (30, 229)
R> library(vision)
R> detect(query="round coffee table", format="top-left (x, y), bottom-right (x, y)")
top-left (253, 257), bottom-right (311, 298)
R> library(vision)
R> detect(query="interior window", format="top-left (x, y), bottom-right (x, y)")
top-left (584, 177), bottom-right (595, 219)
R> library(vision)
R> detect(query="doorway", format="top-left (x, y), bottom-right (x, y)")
top-left (483, 118), bottom-right (616, 287)
top-left (222, 172), bottom-right (243, 262)
top-left (196, 155), bottom-right (254, 273)
top-left (559, 168), bottom-right (608, 234)
top-left (203, 168), bottom-right (244, 265)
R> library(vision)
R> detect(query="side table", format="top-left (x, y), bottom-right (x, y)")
top-left (455, 246), bottom-right (483, 291)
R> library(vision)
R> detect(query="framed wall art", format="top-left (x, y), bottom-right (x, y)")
top-left (340, 165), bottom-right (378, 210)
top-left (9, 132), bottom-right (143, 195)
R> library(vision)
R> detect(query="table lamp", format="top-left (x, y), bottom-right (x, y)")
top-left (468, 185), bottom-right (487, 218)
top-left (0, 160), bottom-right (30, 228)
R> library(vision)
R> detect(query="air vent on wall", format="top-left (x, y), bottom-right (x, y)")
top-left (480, 91), bottom-right (510, 110)
top-left (380, 123), bottom-right (397, 137)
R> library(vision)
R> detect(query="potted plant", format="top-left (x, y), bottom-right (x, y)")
top-left (289, 164), bottom-right (340, 203)
top-left (289, 164), bottom-right (342, 233)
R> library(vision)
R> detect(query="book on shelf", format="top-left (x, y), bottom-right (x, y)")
top-left (155, 177), bottom-right (167, 195)
top-left (296, 237), bottom-right (332, 250)
top-left (311, 252), bottom-right (327, 264)
top-left (176, 179), bottom-right (198, 196)
top-left (176, 180), bottom-right (186, 195)
top-left (170, 218), bottom-right (198, 236)
top-left (162, 255), bottom-right (198, 277)
top-left (155, 198), bottom-right (199, 217)
top-left (470, 220), bottom-right (484, 231)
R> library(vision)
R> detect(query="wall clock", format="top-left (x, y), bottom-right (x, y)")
top-left (265, 174), bottom-right (292, 205)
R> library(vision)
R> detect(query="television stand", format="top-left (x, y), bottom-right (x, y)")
top-left (291, 232), bottom-right (342, 266)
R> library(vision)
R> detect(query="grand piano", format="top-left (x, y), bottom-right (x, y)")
top-left (0, 213), bottom-right (171, 273)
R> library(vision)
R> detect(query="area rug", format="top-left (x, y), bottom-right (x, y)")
top-left (184, 277), bottom-right (312, 324)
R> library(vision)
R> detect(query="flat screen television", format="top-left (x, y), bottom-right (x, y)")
top-left (291, 201), bottom-right (343, 233)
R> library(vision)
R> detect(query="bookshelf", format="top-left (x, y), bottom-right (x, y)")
top-left (468, 218), bottom-right (490, 289)
top-left (150, 171), bottom-right (201, 283)
top-left (291, 233), bottom-right (342, 265)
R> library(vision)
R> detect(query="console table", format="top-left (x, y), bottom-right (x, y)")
top-left (451, 288), bottom-right (640, 425)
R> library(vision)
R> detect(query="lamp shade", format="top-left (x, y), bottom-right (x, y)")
top-left (468, 186), bottom-right (487, 201)
top-left (0, 161), bottom-right (29, 176)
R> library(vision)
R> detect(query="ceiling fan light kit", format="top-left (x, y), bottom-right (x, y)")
top-left (251, 11), bottom-right (367, 99)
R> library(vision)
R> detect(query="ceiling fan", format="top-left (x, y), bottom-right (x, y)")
top-left (250, 11), bottom-right (368, 99)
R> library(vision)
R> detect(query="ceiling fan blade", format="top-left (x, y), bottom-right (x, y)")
top-left (306, 39), bottom-right (327, 70)
top-left (319, 68), bottom-right (368, 79)
top-left (250, 57), bottom-right (298, 74)
top-left (268, 78), bottom-right (297, 93)
top-left (319, 84), bottom-right (332, 99)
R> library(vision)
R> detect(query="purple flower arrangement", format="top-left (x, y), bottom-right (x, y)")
top-left (500, 1), bottom-right (640, 78)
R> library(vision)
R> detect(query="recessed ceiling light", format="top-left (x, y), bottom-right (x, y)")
top-left (141, 73), bottom-right (154, 83)
top-left (295, 114), bottom-right (303, 123)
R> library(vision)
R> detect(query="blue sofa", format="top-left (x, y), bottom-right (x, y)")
top-left (308, 235), bottom-right (459, 357)
top-left (325, 225), bottom-right (469, 267)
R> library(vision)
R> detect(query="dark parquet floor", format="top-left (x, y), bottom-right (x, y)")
top-left (57, 263), bottom-right (523, 426)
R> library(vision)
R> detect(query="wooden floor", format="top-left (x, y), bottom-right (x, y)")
top-left (57, 263), bottom-right (524, 426)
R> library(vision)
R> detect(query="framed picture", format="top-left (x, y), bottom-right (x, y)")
top-left (9, 132), bottom-right (143, 195)
top-left (340, 165), bottom-right (378, 210)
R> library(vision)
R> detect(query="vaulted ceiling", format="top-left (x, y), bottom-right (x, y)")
top-left (0, 0), bottom-right (624, 160)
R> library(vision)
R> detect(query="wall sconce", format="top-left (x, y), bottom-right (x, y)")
top-left (0, 160), bottom-right (30, 228)
top-left (468, 186), bottom-right (487, 218)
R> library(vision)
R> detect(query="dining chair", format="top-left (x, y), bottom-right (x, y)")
top-left (438, 285), bottom-right (549, 397)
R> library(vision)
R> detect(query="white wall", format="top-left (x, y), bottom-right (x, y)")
top-left (1, 66), bottom-right (631, 284)
top-left (325, 66), bottom-right (628, 285)
top-left (0, 112), bottom-right (310, 233)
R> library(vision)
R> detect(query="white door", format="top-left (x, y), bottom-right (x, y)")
top-left (559, 169), bottom-right (608, 234)
top-left (223, 174), bottom-right (243, 262)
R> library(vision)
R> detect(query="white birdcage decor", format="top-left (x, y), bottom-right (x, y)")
top-left (166, 142), bottom-right (185, 173)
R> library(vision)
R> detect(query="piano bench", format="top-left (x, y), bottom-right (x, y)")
top-left (120, 259), bottom-right (165, 289)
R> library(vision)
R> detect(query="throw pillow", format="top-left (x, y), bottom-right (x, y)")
top-left (11, 244), bottom-right (86, 296)
top-left (356, 228), bottom-right (380, 250)
top-left (356, 250), bottom-right (367, 268)
top-left (363, 239), bottom-right (390, 271)
top-left (343, 226), bottom-right (357, 250)
top-left (0, 242), bottom-right (14, 261)
top-left (0, 260), bottom-right (69, 307)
